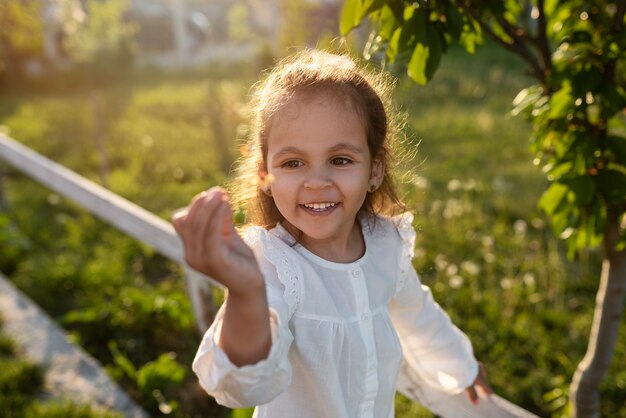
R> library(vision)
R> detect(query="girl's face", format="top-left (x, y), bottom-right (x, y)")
top-left (265, 94), bottom-right (384, 258)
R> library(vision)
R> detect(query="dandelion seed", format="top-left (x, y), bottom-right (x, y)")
top-left (449, 275), bottom-right (464, 289)
top-left (430, 200), bottom-right (443, 216)
top-left (240, 144), bottom-right (250, 155)
top-left (461, 261), bottom-right (481, 276)
top-left (411, 174), bottom-right (429, 189)
top-left (414, 247), bottom-right (426, 259)
top-left (523, 273), bottom-right (536, 287)
top-left (435, 254), bottom-right (448, 271)
top-left (447, 179), bottom-right (462, 192)
top-left (531, 218), bottom-right (545, 229)
top-left (514, 219), bottom-right (528, 236)
top-left (463, 179), bottom-right (479, 191)
top-left (500, 277), bottom-right (514, 289)
top-left (47, 193), bottom-right (61, 205)
top-left (443, 199), bottom-right (463, 219)
top-left (446, 264), bottom-right (459, 276)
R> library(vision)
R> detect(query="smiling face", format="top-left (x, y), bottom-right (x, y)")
top-left (265, 93), bottom-right (384, 260)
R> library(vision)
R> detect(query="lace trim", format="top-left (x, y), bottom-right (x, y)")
top-left (393, 212), bottom-right (416, 294)
top-left (245, 227), bottom-right (302, 318)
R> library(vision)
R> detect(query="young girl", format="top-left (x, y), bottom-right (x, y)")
top-left (172, 48), bottom-right (491, 417)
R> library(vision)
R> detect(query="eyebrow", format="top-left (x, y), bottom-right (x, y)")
top-left (271, 142), bottom-right (365, 161)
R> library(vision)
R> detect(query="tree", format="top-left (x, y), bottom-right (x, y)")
top-left (0, 0), bottom-right (44, 80)
top-left (61, 0), bottom-right (136, 72)
top-left (341, 1), bottom-right (626, 417)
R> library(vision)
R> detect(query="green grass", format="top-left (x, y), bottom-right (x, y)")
top-left (0, 315), bottom-right (123, 418)
top-left (0, 43), bottom-right (625, 418)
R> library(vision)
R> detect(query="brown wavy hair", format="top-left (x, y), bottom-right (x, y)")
top-left (229, 48), bottom-right (406, 229)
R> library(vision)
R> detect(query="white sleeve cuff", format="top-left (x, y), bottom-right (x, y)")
top-left (192, 307), bottom-right (293, 408)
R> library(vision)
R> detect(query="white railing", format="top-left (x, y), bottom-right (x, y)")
top-left (0, 133), bottom-right (219, 333)
top-left (0, 133), bottom-right (539, 417)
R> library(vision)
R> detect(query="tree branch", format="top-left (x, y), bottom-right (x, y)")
top-left (495, 15), bottom-right (547, 83)
top-left (456, 1), bottom-right (546, 83)
top-left (534, 0), bottom-right (553, 77)
top-left (603, 0), bottom-right (625, 84)
top-left (612, 0), bottom-right (626, 33)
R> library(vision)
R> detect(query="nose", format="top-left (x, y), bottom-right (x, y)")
top-left (303, 167), bottom-right (332, 190)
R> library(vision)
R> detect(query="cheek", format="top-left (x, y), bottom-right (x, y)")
top-left (269, 176), bottom-right (296, 203)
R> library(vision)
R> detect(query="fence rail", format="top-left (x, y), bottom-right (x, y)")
top-left (0, 133), bottom-right (219, 332)
top-left (0, 133), bottom-right (538, 417)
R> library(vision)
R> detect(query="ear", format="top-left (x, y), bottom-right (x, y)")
top-left (369, 154), bottom-right (385, 189)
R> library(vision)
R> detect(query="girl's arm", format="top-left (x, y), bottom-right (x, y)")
top-left (172, 187), bottom-right (271, 366)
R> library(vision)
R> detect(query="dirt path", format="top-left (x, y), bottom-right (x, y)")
top-left (0, 273), bottom-right (148, 418)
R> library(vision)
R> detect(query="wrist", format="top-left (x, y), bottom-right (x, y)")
top-left (226, 272), bottom-right (266, 301)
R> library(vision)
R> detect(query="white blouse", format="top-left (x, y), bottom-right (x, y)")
top-left (192, 213), bottom-right (478, 418)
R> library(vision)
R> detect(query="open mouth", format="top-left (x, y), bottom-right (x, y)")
top-left (301, 202), bottom-right (338, 212)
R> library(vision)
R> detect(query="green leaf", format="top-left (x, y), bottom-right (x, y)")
top-left (511, 86), bottom-right (544, 117)
top-left (459, 26), bottom-right (480, 54)
top-left (548, 83), bottom-right (573, 119)
top-left (108, 341), bottom-right (136, 380)
top-left (538, 182), bottom-right (569, 216)
top-left (386, 27), bottom-right (402, 62)
top-left (608, 135), bottom-right (626, 165)
top-left (340, 0), bottom-right (387, 35)
top-left (596, 170), bottom-right (626, 204)
top-left (369, 5), bottom-right (394, 40)
top-left (404, 8), bottom-right (438, 85)
top-left (340, 0), bottom-right (360, 35)
top-left (136, 352), bottom-right (186, 393)
top-left (408, 43), bottom-right (429, 85)
top-left (398, 7), bottom-right (426, 50)
top-left (563, 176), bottom-right (596, 206)
top-left (424, 25), bottom-right (443, 82)
top-left (590, 199), bottom-right (606, 246)
top-left (444, 4), bottom-right (464, 42)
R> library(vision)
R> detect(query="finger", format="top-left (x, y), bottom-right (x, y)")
top-left (171, 206), bottom-right (188, 234)
top-left (218, 196), bottom-right (237, 238)
top-left (466, 385), bottom-right (479, 405)
top-left (187, 190), bottom-right (223, 235)
top-left (477, 363), bottom-right (493, 395)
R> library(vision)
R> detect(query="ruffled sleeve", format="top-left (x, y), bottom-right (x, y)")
top-left (389, 212), bottom-right (478, 395)
top-left (191, 227), bottom-right (302, 408)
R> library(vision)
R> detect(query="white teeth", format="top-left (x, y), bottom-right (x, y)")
top-left (303, 202), bottom-right (337, 211)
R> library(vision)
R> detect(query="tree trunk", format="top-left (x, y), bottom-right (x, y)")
top-left (569, 205), bottom-right (626, 417)
top-left (91, 91), bottom-right (110, 187)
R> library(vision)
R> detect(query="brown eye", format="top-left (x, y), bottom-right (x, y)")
top-left (331, 157), bottom-right (353, 165)
top-left (282, 160), bottom-right (303, 168)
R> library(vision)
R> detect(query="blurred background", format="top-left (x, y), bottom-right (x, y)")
top-left (0, 1), bottom-right (624, 417)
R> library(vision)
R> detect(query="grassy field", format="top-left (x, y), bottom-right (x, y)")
top-left (0, 43), bottom-right (625, 417)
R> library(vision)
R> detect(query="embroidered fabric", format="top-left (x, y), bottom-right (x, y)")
top-left (245, 227), bottom-right (303, 319)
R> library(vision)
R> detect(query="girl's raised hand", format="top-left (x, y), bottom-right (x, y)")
top-left (172, 187), bottom-right (264, 295)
